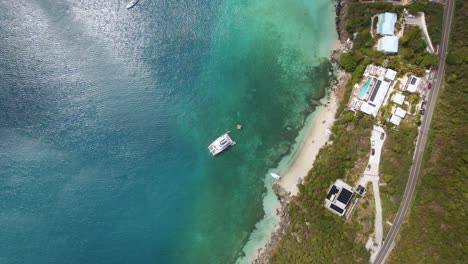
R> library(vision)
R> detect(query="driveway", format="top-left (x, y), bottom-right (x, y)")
top-left (405, 12), bottom-right (435, 53)
top-left (358, 125), bottom-right (386, 261)
top-left (364, 126), bottom-right (385, 177)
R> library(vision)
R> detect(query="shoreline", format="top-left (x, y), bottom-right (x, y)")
top-left (251, 64), bottom-right (349, 264)
top-left (236, 63), bottom-right (348, 264)
top-left (248, 0), bottom-right (352, 261)
top-left (277, 70), bottom-right (341, 196)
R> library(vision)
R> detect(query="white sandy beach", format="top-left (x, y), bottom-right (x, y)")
top-left (237, 81), bottom-right (341, 264)
top-left (239, 65), bottom-right (347, 264)
top-left (278, 86), bottom-right (339, 196)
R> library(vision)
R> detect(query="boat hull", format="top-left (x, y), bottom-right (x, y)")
top-left (270, 173), bottom-right (281, 180)
top-left (208, 131), bottom-right (236, 156)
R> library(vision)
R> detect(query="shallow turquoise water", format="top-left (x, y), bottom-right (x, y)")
top-left (0, 0), bottom-right (336, 263)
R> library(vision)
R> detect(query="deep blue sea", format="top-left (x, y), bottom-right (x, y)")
top-left (0, 0), bottom-right (336, 263)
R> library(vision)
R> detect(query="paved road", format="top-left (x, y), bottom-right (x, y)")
top-left (373, 1), bottom-right (455, 263)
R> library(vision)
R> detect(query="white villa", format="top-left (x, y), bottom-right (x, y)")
top-left (348, 64), bottom-right (397, 117)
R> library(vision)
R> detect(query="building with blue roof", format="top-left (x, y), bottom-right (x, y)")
top-left (377, 12), bottom-right (397, 36)
top-left (378, 36), bottom-right (399, 54)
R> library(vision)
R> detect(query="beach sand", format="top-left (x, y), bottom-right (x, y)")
top-left (278, 80), bottom-right (339, 196)
top-left (245, 2), bottom-right (352, 261)
top-left (247, 67), bottom-right (348, 264)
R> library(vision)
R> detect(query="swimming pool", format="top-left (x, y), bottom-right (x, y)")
top-left (358, 77), bottom-right (372, 99)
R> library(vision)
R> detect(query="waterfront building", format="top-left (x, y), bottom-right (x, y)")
top-left (348, 64), bottom-right (396, 117)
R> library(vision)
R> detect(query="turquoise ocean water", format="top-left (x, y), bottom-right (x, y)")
top-left (0, 0), bottom-right (336, 263)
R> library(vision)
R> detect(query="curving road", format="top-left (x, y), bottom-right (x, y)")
top-left (373, 0), bottom-right (455, 263)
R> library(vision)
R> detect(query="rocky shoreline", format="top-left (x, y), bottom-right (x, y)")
top-left (252, 184), bottom-right (290, 264)
top-left (335, 0), bottom-right (352, 43)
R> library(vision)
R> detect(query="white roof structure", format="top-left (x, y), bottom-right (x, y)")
top-left (394, 107), bottom-right (407, 118)
top-left (378, 36), bottom-right (399, 54)
top-left (334, 179), bottom-right (351, 191)
top-left (352, 64), bottom-right (400, 117)
top-left (385, 69), bottom-right (397, 81)
top-left (208, 132), bottom-right (236, 155)
top-left (390, 115), bottom-right (402, 125)
top-left (377, 13), bottom-right (397, 35)
top-left (406, 76), bottom-right (420, 93)
top-left (364, 64), bottom-right (387, 78)
top-left (325, 180), bottom-right (354, 217)
top-left (392, 93), bottom-right (405, 105)
top-left (360, 102), bottom-right (379, 116)
top-left (368, 78), bottom-right (391, 109)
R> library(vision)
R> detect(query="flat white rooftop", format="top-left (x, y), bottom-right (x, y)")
top-left (364, 64), bottom-right (387, 78)
top-left (406, 76), bottom-right (420, 93)
top-left (390, 115), bottom-right (401, 125)
top-left (334, 179), bottom-right (352, 190)
top-left (392, 93), bottom-right (405, 105)
top-left (369, 78), bottom-right (391, 109)
top-left (394, 107), bottom-right (407, 118)
top-left (360, 102), bottom-right (379, 116)
top-left (385, 69), bottom-right (397, 81)
top-left (325, 180), bottom-right (354, 216)
top-left (378, 36), bottom-right (399, 54)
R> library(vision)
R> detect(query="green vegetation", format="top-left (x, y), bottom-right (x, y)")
top-left (386, 25), bottom-right (437, 75)
top-left (388, 1), bottom-right (468, 262)
top-left (346, 3), bottom-right (403, 35)
top-left (399, 26), bottom-right (437, 67)
top-left (340, 3), bottom-right (439, 77)
top-left (269, 97), bottom-right (373, 263)
top-left (407, 0), bottom-right (444, 45)
top-left (379, 121), bottom-right (418, 235)
top-left (268, 1), bottom-right (454, 262)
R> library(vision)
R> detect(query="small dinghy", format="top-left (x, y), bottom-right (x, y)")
top-left (270, 173), bottom-right (281, 180)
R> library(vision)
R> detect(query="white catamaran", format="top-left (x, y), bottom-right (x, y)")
top-left (208, 131), bottom-right (236, 156)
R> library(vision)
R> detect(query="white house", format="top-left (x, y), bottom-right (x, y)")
top-left (384, 69), bottom-right (397, 81)
top-left (405, 75), bottom-right (421, 93)
top-left (392, 93), bottom-right (405, 105)
top-left (325, 180), bottom-right (354, 217)
top-left (378, 36), bottom-right (399, 54)
top-left (377, 13), bottom-right (398, 36)
top-left (394, 107), bottom-right (407, 118)
top-left (390, 115), bottom-right (402, 126)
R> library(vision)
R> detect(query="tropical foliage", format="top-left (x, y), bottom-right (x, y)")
top-left (388, 1), bottom-right (468, 262)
